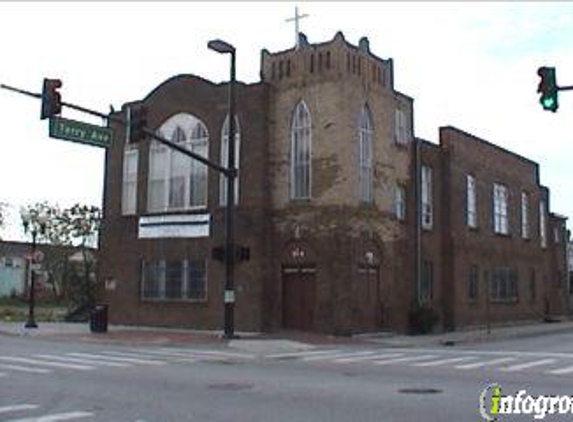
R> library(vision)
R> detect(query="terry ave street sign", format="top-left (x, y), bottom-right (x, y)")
top-left (49, 116), bottom-right (112, 148)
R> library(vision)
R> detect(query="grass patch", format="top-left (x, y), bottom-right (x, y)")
top-left (0, 305), bottom-right (68, 322)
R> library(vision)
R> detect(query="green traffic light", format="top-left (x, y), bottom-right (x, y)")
top-left (542, 97), bottom-right (556, 109)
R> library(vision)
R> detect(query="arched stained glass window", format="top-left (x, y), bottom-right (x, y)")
top-left (220, 115), bottom-right (241, 205)
top-left (147, 114), bottom-right (209, 212)
top-left (359, 105), bottom-right (374, 203)
top-left (290, 101), bottom-right (311, 199)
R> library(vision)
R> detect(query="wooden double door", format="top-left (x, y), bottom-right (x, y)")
top-left (282, 267), bottom-right (317, 331)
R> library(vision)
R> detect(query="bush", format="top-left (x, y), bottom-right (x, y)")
top-left (408, 303), bottom-right (439, 335)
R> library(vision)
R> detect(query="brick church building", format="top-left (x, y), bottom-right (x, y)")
top-left (97, 32), bottom-right (569, 334)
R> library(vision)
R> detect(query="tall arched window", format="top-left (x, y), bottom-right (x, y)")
top-left (220, 115), bottom-right (241, 205)
top-left (359, 105), bottom-right (373, 203)
top-left (290, 101), bottom-right (312, 199)
top-left (147, 113), bottom-right (209, 212)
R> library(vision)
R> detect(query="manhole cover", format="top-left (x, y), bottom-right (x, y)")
top-left (207, 382), bottom-right (253, 391)
top-left (398, 388), bottom-right (442, 394)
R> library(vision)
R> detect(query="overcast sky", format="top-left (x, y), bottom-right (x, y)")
top-left (1, 2), bottom-right (572, 240)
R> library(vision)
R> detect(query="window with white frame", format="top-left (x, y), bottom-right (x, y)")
top-left (466, 174), bottom-right (477, 228)
top-left (394, 108), bottom-right (410, 144)
top-left (121, 147), bottom-right (138, 215)
top-left (220, 115), bottom-right (241, 206)
top-left (141, 259), bottom-right (206, 301)
top-left (539, 200), bottom-right (547, 248)
top-left (147, 113), bottom-right (209, 212)
top-left (493, 183), bottom-right (508, 234)
top-left (359, 105), bottom-right (373, 203)
top-left (554, 226), bottom-right (560, 243)
top-left (421, 166), bottom-right (433, 229)
top-left (290, 101), bottom-right (312, 199)
top-left (521, 191), bottom-right (529, 239)
top-left (394, 185), bottom-right (406, 220)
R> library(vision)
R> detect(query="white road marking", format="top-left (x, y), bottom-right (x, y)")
top-left (5, 410), bottom-right (94, 422)
top-left (501, 358), bottom-right (557, 372)
top-left (373, 354), bottom-right (440, 365)
top-left (303, 351), bottom-right (378, 362)
top-left (0, 404), bottom-right (39, 414)
top-left (66, 352), bottom-right (166, 366)
top-left (0, 363), bottom-right (52, 374)
top-left (0, 356), bottom-right (93, 371)
top-left (382, 347), bottom-right (573, 360)
top-left (413, 356), bottom-right (476, 367)
top-left (147, 347), bottom-right (255, 359)
top-left (99, 350), bottom-right (197, 363)
top-left (333, 352), bottom-right (405, 363)
top-left (546, 364), bottom-right (573, 375)
top-left (455, 357), bottom-right (516, 369)
top-left (266, 349), bottom-right (340, 359)
top-left (35, 354), bottom-right (131, 368)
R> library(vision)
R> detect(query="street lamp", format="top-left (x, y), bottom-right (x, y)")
top-left (208, 39), bottom-right (238, 339)
top-left (21, 208), bottom-right (47, 329)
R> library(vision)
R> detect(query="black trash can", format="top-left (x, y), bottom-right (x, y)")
top-left (90, 304), bottom-right (108, 333)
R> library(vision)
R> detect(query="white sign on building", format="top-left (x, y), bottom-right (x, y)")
top-left (138, 214), bottom-right (210, 239)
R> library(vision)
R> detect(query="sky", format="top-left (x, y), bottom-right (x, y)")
top-left (0, 1), bottom-right (572, 241)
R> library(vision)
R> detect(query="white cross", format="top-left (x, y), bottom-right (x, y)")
top-left (285, 6), bottom-right (309, 49)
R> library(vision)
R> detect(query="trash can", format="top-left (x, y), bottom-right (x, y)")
top-left (90, 304), bottom-right (108, 333)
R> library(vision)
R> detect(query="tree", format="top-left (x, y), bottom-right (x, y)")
top-left (62, 204), bottom-right (101, 307)
top-left (19, 202), bottom-right (101, 307)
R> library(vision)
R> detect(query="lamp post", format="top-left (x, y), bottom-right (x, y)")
top-left (208, 39), bottom-right (237, 339)
top-left (21, 209), bottom-right (47, 329)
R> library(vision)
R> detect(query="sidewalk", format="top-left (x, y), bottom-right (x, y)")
top-left (0, 319), bottom-right (571, 351)
top-left (363, 319), bottom-right (573, 348)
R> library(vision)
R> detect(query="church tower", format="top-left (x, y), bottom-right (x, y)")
top-left (260, 31), bottom-right (416, 333)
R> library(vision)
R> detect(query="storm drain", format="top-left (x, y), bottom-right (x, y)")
top-left (207, 382), bottom-right (254, 391)
top-left (398, 387), bottom-right (442, 395)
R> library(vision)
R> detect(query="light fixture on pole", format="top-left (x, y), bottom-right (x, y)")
top-left (208, 39), bottom-right (238, 339)
top-left (21, 208), bottom-right (48, 329)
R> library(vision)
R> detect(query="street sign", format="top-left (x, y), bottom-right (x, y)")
top-left (49, 116), bottom-right (112, 148)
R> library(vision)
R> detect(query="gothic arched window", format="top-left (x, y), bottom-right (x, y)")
top-left (147, 113), bottom-right (209, 212)
top-left (290, 101), bottom-right (312, 200)
top-left (359, 105), bottom-right (374, 203)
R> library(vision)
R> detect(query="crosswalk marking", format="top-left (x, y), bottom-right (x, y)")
top-left (5, 410), bottom-right (94, 422)
top-left (66, 352), bottom-right (167, 366)
top-left (455, 357), bottom-right (516, 369)
top-left (147, 347), bottom-right (255, 360)
top-left (373, 354), bottom-right (439, 365)
top-left (546, 364), bottom-right (573, 375)
top-left (97, 350), bottom-right (196, 363)
top-left (413, 356), bottom-right (476, 367)
top-left (0, 363), bottom-right (52, 374)
top-left (0, 404), bottom-right (39, 414)
top-left (333, 352), bottom-right (405, 363)
top-left (303, 351), bottom-right (377, 362)
top-left (0, 356), bottom-right (93, 371)
top-left (501, 358), bottom-right (557, 372)
top-left (267, 349), bottom-right (339, 359)
top-left (35, 354), bottom-right (131, 368)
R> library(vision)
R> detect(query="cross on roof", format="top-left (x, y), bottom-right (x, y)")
top-left (285, 6), bottom-right (309, 49)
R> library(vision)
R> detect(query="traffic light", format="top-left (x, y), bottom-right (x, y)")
top-left (537, 67), bottom-right (559, 112)
top-left (128, 104), bottom-right (147, 143)
top-left (40, 78), bottom-right (62, 120)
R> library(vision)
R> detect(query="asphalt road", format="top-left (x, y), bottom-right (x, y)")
top-left (1, 330), bottom-right (573, 422)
